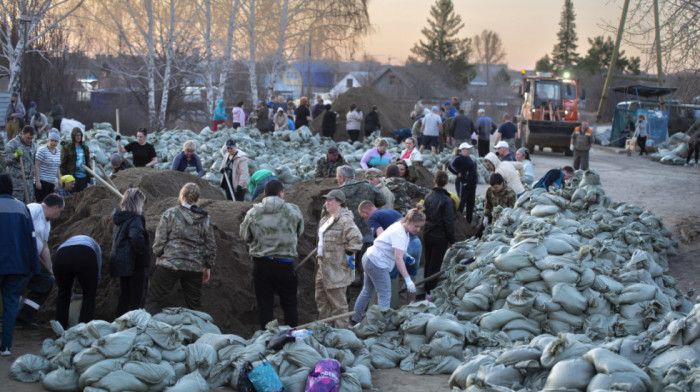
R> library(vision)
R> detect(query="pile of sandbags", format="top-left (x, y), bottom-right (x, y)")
top-left (651, 132), bottom-right (691, 165)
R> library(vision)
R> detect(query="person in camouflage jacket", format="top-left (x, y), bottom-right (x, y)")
top-left (240, 179), bottom-right (304, 328)
top-left (314, 146), bottom-right (348, 178)
top-left (335, 165), bottom-right (385, 238)
top-left (384, 164), bottom-right (429, 216)
top-left (146, 183), bottom-right (216, 314)
top-left (2, 126), bottom-right (36, 203)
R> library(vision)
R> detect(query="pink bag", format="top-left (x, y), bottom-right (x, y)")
top-left (304, 358), bottom-right (341, 392)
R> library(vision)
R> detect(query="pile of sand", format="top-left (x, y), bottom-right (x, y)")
top-left (41, 168), bottom-right (473, 337)
top-left (311, 86), bottom-right (411, 142)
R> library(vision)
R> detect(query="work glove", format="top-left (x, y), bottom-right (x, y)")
top-left (569, 144), bottom-right (574, 151)
top-left (115, 134), bottom-right (121, 141)
top-left (404, 276), bottom-right (416, 294)
top-left (404, 255), bottom-right (416, 266)
top-left (236, 185), bottom-right (243, 194)
top-left (346, 255), bottom-right (355, 270)
top-left (219, 167), bottom-right (226, 174)
top-left (14, 148), bottom-right (23, 158)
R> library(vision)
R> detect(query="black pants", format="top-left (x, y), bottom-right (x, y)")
top-left (35, 180), bottom-right (56, 203)
top-left (116, 265), bottom-right (149, 318)
top-left (637, 136), bottom-right (648, 155)
top-left (75, 176), bottom-right (89, 192)
top-left (456, 179), bottom-right (476, 223)
top-left (687, 143), bottom-right (699, 163)
top-left (52, 119), bottom-right (62, 130)
top-left (423, 236), bottom-right (449, 295)
top-left (364, 127), bottom-right (377, 137)
top-left (16, 272), bottom-right (54, 325)
top-left (252, 257), bottom-right (297, 329)
top-left (478, 139), bottom-right (490, 158)
top-left (348, 129), bottom-right (360, 143)
top-left (53, 245), bottom-right (99, 329)
top-left (222, 180), bottom-right (245, 201)
top-left (145, 266), bottom-right (202, 315)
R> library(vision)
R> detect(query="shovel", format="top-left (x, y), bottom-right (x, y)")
top-left (223, 169), bottom-right (235, 200)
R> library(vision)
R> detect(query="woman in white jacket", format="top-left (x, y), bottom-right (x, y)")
top-left (346, 103), bottom-right (363, 143)
top-left (483, 152), bottom-right (525, 196)
top-left (398, 137), bottom-right (423, 165)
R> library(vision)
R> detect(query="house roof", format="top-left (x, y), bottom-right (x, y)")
top-left (373, 65), bottom-right (463, 100)
top-left (612, 85), bottom-right (677, 98)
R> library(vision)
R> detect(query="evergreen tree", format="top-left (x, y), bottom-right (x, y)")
top-left (577, 36), bottom-right (641, 75)
top-left (551, 0), bottom-right (579, 72)
top-left (409, 0), bottom-right (474, 82)
top-left (535, 54), bottom-right (553, 72)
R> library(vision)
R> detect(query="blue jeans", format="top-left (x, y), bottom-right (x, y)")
top-left (352, 255), bottom-right (392, 324)
top-left (390, 235), bottom-right (421, 280)
top-left (1, 274), bottom-right (26, 348)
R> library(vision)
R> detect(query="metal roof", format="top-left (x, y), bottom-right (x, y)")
top-left (612, 85), bottom-right (677, 98)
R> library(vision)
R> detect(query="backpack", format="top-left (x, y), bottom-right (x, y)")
top-left (305, 358), bottom-right (341, 392)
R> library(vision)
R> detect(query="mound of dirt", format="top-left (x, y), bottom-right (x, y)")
top-left (676, 217), bottom-right (700, 243)
top-left (311, 86), bottom-right (411, 142)
top-left (40, 170), bottom-right (473, 338)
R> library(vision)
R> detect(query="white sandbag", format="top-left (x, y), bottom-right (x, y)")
top-left (582, 348), bottom-right (651, 390)
top-left (338, 371), bottom-right (362, 392)
top-left (541, 267), bottom-right (579, 289)
top-left (543, 358), bottom-right (595, 390)
top-left (10, 354), bottom-right (55, 382)
top-left (426, 316), bottom-right (464, 339)
top-left (618, 283), bottom-right (657, 304)
top-left (161, 346), bottom-right (187, 362)
top-left (402, 333), bottom-right (429, 352)
top-left (114, 310), bottom-right (151, 331)
top-left (164, 371), bottom-right (209, 392)
top-left (493, 248), bottom-right (534, 272)
top-left (540, 335), bottom-right (592, 369)
top-left (477, 362), bottom-right (523, 389)
top-left (449, 354), bottom-right (495, 389)
top-left (94, 327), bottom-right (137, 358)
top-left (425, 331), bottom-right (464, 358)
top-left (282, 341), bottom-right (323, 368)
top-left (592, 275), bottom-right (625, 293)
top-left (345, 365), bottom-right (373, 390)
top-left (279, 366), bottom-right (311, 392)
top-left (551, 283), bottom-right (587, 315)
top-left (543, 237), bottom-right (575, 255)
top-left (505, 287), bottom-right (535, 315)
top-left (323, 329), bottom-right (364, 351)
top-left (73, 347), bottom-right (106, 373)
top-left (478, 309), bottom-right (524, 331)
top-left (78, 358), bottom-right (127, 389)
top-left (145, 320), bottom-right (182, 350)
top-left (531, 204), bottom-right (560, 217)
top-left (185, 343), bottom-right (218, 379)
top-left (370, 342), bottom-right (408, 369)
top-left (400, 312), bottom-right (434, 335)
top-left (122, 361), bottom-right (175, 386)
top-left (586, 371), bottom-right (648, 392)
top-left (42, 368), bottom-right (80, 392)
top-left (495, 346), bottom-right (542, 365)
top-left (195, 333), bottom-right (246, 351)
top-left (91, 370), bottom-right (147, 392)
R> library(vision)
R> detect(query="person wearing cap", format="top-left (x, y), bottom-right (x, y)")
top-left (171, 140), bottom-right (204, 177)
top-left (61, 127), bottom-right (91, 192)
top-left (56, 175), bottom-right (75, 198)
top-left (494, 114), bottom-right (519, 153)
top-left (219, 139), bottom-right (249, 201)
top-left (5, 93), bottom-right (26, 141)
top-left (240, 179), bottom-right (304, 328)
top-left (419, 105), bottom-right (443, 154)
top-left (315, 189), bottom-right (362, 328)
top-left (494, 140), bottom-right (516, 161)
top-left (450, 109), bottom-right (476, 148)
top-left (0, 173), bottom-right (41, 355)
top-left (2, 125), bottom-right (37, 203)
top-left (475, 108), bottom-right (497, 158)
top-left (273, 107), bottom-right (288, 131)
top-left (27, 101), bottom-right (37, 120)
top-left (110, 153), bottom-right (134, 174)
top-left (365, 167), bottom-right (394, 210)
top-left (314, 146), bottom-right (348, 179)
top-left (29, 107), bottom-right (48, 139)
top-left (360, 138), bottom-right (392, 169)
top-left (448, 142), bottom-right (478, 222)
top-left (34, 129), bottom-right (62, 202)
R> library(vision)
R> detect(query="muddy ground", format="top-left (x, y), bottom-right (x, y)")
top-left (2, 148), bottom-right (698, 391)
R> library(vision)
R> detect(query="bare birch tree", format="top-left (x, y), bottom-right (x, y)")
top-left (473, 29), bottom-right (506, 83)
top-left (0, 0), bottom-right (84, 93)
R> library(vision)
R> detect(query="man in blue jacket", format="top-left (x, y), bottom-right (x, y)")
top-left (0, 174), bottom-right (40, 355)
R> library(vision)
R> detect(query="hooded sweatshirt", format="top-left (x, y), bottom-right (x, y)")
top-left (484, 152), bottom-right (525, 195)
top-left (152, 205), bottom-right (216, 272)
top-left (240, 196), bottom-right (304, 259)
top-left (60, 128), bottom-right (91, 179)
top-left (213, 99), bottom-right (228, 121)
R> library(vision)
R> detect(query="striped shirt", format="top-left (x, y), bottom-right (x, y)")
top-left (36, 146), bottom-right (61, 184)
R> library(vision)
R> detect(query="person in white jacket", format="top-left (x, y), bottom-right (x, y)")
top-left (346, 103), bottom-right (363, 143)
top-left (398, 137), bottom-right (423, 166)
top-left (483, 152), bottom-right (525, 197)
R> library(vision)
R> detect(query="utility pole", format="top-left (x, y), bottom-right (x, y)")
top-left (596, 0), bottom-right (630, 123)
top-left (653, 0), bottom-right (665, 108)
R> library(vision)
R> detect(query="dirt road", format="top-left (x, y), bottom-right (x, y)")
top-left (1, 147), bottom-right (697, 392)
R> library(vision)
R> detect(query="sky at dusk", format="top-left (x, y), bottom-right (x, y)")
top-left (360, 0), bottom-right (636, 71)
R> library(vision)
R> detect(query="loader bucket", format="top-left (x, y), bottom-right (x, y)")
top-left (524, 120), bottom-right (581, 154)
